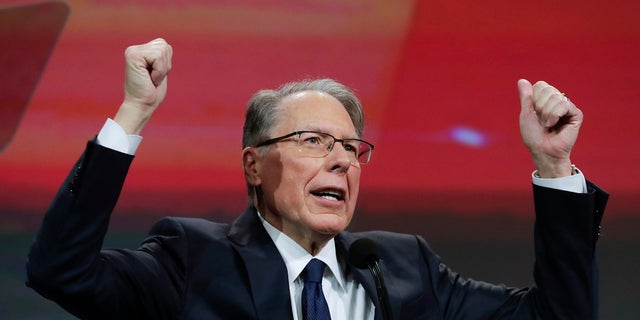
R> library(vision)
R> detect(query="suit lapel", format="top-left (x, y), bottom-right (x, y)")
top-left (228, 207), bottom-right (293, 320)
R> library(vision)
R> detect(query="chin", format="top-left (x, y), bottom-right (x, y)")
top-left (312, 215), bottom-right (351, 236)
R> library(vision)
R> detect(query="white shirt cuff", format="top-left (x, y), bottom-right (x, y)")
top-left (96, 118), bottom-right (142, 155)
top-left (532, 166), bottom-right (587, 193)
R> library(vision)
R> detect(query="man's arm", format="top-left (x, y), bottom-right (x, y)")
top-left (426, 80), bottom-right (607, 319)
top-left (422, 180), bottom-right (607, 320)
top-left (26, 39), bottom-right (179, 319)
top-left (531, 181), bottom-right (607, 319)
top-left (518, 79), bottom-right (607, 318)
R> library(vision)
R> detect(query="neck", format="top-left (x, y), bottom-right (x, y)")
top-left (260, 210), bottom-right (334, 255)
top-left (301, 236), bottom-right (332, 256)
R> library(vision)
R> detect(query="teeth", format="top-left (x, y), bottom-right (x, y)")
top-left (321, 193), bottom-right (339, 201)
top-left (314, 190), bottom-right (343, 201)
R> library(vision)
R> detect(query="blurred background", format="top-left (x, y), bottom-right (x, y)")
top-left (1, 0), bottom-right (638, 318)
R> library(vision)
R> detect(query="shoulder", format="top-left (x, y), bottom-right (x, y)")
top-left (149, 216), bottom-right (231, 240)
top-left (340, 230), bottom-right (441, 285)
top-left (341, 230), bottom-right (433, 259)
top-left (358, 229), bottom-right (416, 240)
top-left (348, 229), bottom-right (424, 244)
top-left (139, 217), bottom-right (235, 263)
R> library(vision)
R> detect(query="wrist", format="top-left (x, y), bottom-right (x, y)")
top-left (534, 163), bottom-right (576, 178)
top-left (113, 101), bottom-right (153, 135)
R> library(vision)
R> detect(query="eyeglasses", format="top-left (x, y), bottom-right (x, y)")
top-left (254, 130), bottom-right (374, 164)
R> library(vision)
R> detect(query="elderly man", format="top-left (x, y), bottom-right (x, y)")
top-left (27, 38), bottom-right (607, 319)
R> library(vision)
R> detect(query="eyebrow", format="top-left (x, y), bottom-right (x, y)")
top-left (296, 126), bottom-right (359, 140)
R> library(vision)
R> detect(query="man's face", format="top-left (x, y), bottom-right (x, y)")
top-left (251, 90), bottom-right (361, 247)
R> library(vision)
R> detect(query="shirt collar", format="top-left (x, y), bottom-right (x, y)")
top-left (257, 211), bottom-right (346, 292)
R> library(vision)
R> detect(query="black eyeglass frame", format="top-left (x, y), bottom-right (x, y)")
top-left (254, 130), bottom-right (374, 164)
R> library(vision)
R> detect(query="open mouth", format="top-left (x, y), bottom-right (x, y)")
top-left (311, 188), bottom-right (345, 202)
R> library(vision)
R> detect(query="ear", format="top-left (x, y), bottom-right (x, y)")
top-left (242, 147), bottom-right (262, 187)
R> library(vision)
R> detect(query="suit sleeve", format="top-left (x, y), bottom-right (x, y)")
top-left (529, 181), bottom-right (607, 319)
top-left (26, 141), bottom-right (186, 320)
top-left (423, 181), bottom-right (608, 319)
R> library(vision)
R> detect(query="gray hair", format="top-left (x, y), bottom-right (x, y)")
top-left (242, 78), bottom-right (365, 205)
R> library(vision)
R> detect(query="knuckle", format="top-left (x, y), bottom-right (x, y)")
top-left (124, 46), bottom-right (136, 57)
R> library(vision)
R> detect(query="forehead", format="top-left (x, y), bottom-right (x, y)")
top-left (275, 91), bottom-right (356, 135)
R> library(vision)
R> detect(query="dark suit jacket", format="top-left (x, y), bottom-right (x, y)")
top-left (26, 141), bottom-right (608, 319)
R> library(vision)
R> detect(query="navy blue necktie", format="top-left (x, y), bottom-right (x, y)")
top-left (302, 258), bottom-right (331, 320)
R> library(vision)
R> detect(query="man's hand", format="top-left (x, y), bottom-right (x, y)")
top-left (114, 38), bottom-right (173, 135)
top-left (518, 79), bottom-right (583, 178)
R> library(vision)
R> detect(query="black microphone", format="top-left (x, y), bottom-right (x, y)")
top-left (348, 238), bottom-right (393, 320)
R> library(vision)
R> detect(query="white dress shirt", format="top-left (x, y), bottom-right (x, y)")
top-left (258, 213), bottom-right (375, 320)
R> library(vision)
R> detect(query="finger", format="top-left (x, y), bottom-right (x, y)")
top-left (532, 81), bottom-right (558, 111)
top-left (149, 53), bottom-right (171, 87)
top-left (540, 99), bottom-right (568, 128)
top-left (517, 78), bottom-right (533, 113)
top-left (532, 82), bottom-right (573, 127)
top-left (146, 39), bottom-right (173, 87)
top-left (124, 39), bottom-right (172, 86)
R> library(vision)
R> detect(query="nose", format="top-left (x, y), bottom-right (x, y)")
top-left (326, 142), bottom-right (354, 173)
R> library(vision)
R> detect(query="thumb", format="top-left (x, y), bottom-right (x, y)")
top-left (517, 78), bottom-right (533, 113)
top-left (150, 68), bottom-right (168, 88)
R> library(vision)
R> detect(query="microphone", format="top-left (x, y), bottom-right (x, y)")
top-left (348, 238), bottom-right (393, 320)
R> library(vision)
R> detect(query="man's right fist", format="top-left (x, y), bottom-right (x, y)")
top-left (116, 38), bottom-right (173, 135)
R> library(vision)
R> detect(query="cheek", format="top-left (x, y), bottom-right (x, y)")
top-left (348, 170), bottom-right (361, 198)
top-left (275, 159), bottom-right (319, 200)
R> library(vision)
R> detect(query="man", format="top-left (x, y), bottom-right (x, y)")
top-left (27, 38), bottom-right (608, 319)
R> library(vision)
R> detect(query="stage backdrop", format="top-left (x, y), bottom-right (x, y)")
top-left (1, 0), bottom-right (639, 225)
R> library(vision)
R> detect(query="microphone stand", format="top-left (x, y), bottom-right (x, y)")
top-left (368, 259), bottom-right (393, 320)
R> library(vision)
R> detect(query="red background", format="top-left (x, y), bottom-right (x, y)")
top-left (2, 0), bottom-right (639, 222)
